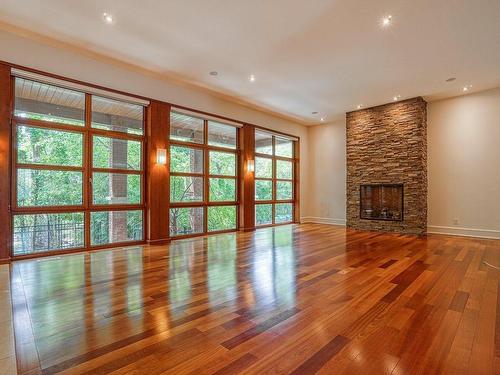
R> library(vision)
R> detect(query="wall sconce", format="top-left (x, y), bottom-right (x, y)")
top-left (156, 148), bottom-right (167, 165)
top-left (247, 159), bottom-right (255, 173)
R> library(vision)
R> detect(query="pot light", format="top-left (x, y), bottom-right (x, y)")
top-left (463, 85), bottom-right (472, 92)
top-left (357, 104), bottom-right (363, 109)
top-left (320, 117), bottom-right (325, 122)
top-left (102, 12), bottom-right (114, 24)
top-left (382, 15), bottom-right (392, 27)
top-left (249, 74), bottom-right (256, 82)
top-left (393, 95), bottom-right (401, 101)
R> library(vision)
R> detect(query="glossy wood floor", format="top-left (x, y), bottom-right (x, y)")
top-left (10, 224), bottom-right (500, 374)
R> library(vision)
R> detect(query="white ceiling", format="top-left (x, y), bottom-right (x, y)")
top-left (0, 0), bottom-right (499, 125)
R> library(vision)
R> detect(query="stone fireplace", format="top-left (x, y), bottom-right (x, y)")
top-left (346, 97), bottom-right (427, 235)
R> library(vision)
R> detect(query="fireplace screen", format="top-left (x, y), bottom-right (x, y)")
top-left (360, 184), bottom-right (403, 221)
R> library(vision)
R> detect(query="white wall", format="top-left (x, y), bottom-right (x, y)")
top-left (0, 29), bottom-right (310, 215)
top-left (303, 120), bottom-right (346, 224)
top-left (427, 87), bottom-right (500, 238)
top-left (304, 88), bottom-right (500, 239)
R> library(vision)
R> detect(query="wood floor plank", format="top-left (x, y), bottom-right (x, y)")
top-left (8, 224), bottom-right (500, 375)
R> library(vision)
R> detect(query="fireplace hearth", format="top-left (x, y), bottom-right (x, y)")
top-left (360, 184), bottom-right (403, 221)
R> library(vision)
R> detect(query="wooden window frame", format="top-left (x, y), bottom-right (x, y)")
top-left (169, 117), bottom-right (239, 239)
top-left (254, 133), bottom-right (296, 227)
top-left (11, 80), bottom-right (147, 258)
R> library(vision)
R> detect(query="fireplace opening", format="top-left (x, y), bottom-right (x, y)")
top-left (360, 184), bottom-right (403, 221)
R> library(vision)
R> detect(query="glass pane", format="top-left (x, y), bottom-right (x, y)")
top-left (17, 125), bottom-right (83, 167)
top-left (17, 169), bottom-right (82, 207)
top-left (275, 137), bottom-right (293, 158)
top-left (276, 160), bottom-right (293, 180)
top-left (170, 176), bottom-right (204, 202)
top-left (208, 121), bottom-right (237, 149)
top-left (209, 151), bottom-right (236, 176)
top-left (170, 207), bottom-right (204, 236)
top-left (209, 178), bottom-right (236, 202)
top-left (255, 130), bottom-right (273, 155)
top-left (14, 78), bottom-right (85, 126)
top-left (13, 212), bottom-right (84, 255)
top-left (93, 136), bottom-right (142, 170)
top-left (275, 203), bottom-right (293, 223)
top-left (170, 146), bottom-right (203, 173)
top-left (276, 181), bottom-right (293, 200)
top-left (170, 112), bottom-right (204, 144)
top-left (255, 180), bottom-right (273, 201)
top-left (93, 173), bottom-right (141, 205)
top-left (92, 96), bottom-right (144, 135)
top-left (208, 206), bottom-right (237, 232)
top-left (255, 157), bottom-right (272, 178)
top-left (90, 210), bottom-right (143, 245)
top-left (256, 204), bottom-right (272, 226)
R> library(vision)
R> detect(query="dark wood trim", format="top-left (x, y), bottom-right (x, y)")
top-left (13, 117), bottom-right (86, 133)
top-left (146, 101), bottom-right (170, 244)
top-left (0, 65), bottom-right (12, 261)
top-left (294, 139), bottom-right (300, 223)
top-left (240, 125), bottom-right (255, 230)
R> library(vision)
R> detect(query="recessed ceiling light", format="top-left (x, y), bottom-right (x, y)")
top-left (446, 77), bottom-right (456, 82)
top-left (357, 104), bottom-right (363, 109)
top-left (102, 12), bottom-right (114, 24)
top-left (393, 95), bottom-right (401, 101)
top-left (462, 85), bottom-right (472, 92)
top-left (209, 71), bottom-right (218, 76)
top-left (320, 117), bottom-right (325, 122)
top-left (249, 74), bottom-right (256, 82)
top-left (382, 15), bottom-right (392, 27)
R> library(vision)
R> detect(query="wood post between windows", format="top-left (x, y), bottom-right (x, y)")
top-left (147, 101), bottom-right (171, 244)
top-left (0, 65), bottom-right (12, 262)
top-left (240, 124), bottom-right (255, 231)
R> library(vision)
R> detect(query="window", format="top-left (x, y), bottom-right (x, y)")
top-left (254, 130), bottom-right (296, 226)
top-left (169, 111), bottom-right (239, 237)
top-left (12, 77), bottom-right (145, 255)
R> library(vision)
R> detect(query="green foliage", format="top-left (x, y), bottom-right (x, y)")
top-left (18, 169), bottom-right (82, 207)
top-left (93, 136), bottom-right (141, 170)
top-left (93, 173), bottom-right (141, 205)
top-left (276, 160), bottom-right (293, 179)
top-left (256, 204), bottom-right (272, 225)
top-left (209, 178), bottom-right (235, 201)
top-left (255, 180), bottom-right (272, 200)
top-left (255, 157), bottom-right (272, 178)
top-left (208, 206), bottom-right (236, 232)
top-left (17, 126), bottom-right (83, 166)
top-left (276, 181), bottom-right (293, 200)
top-left (209, 151), bottom-right (235, 176)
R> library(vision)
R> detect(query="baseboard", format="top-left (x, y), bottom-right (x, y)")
top-left (427, 225), bottom-right (500, 240)
top-left (301, 216), bottom-right (346, 226)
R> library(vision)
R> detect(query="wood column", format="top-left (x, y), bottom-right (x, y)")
top-left (240, 124), bottom-right (255, 231)
top-left (146, 100), bottom-right (170, 244)
top-left (0, 65), bottom-right (11, 262)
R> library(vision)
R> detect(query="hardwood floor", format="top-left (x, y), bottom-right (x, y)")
top-left (10, 224), bottom-right (500, 374)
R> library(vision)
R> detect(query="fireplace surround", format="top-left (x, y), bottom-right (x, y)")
top-left (346, 97), bottom-right (427, 235)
